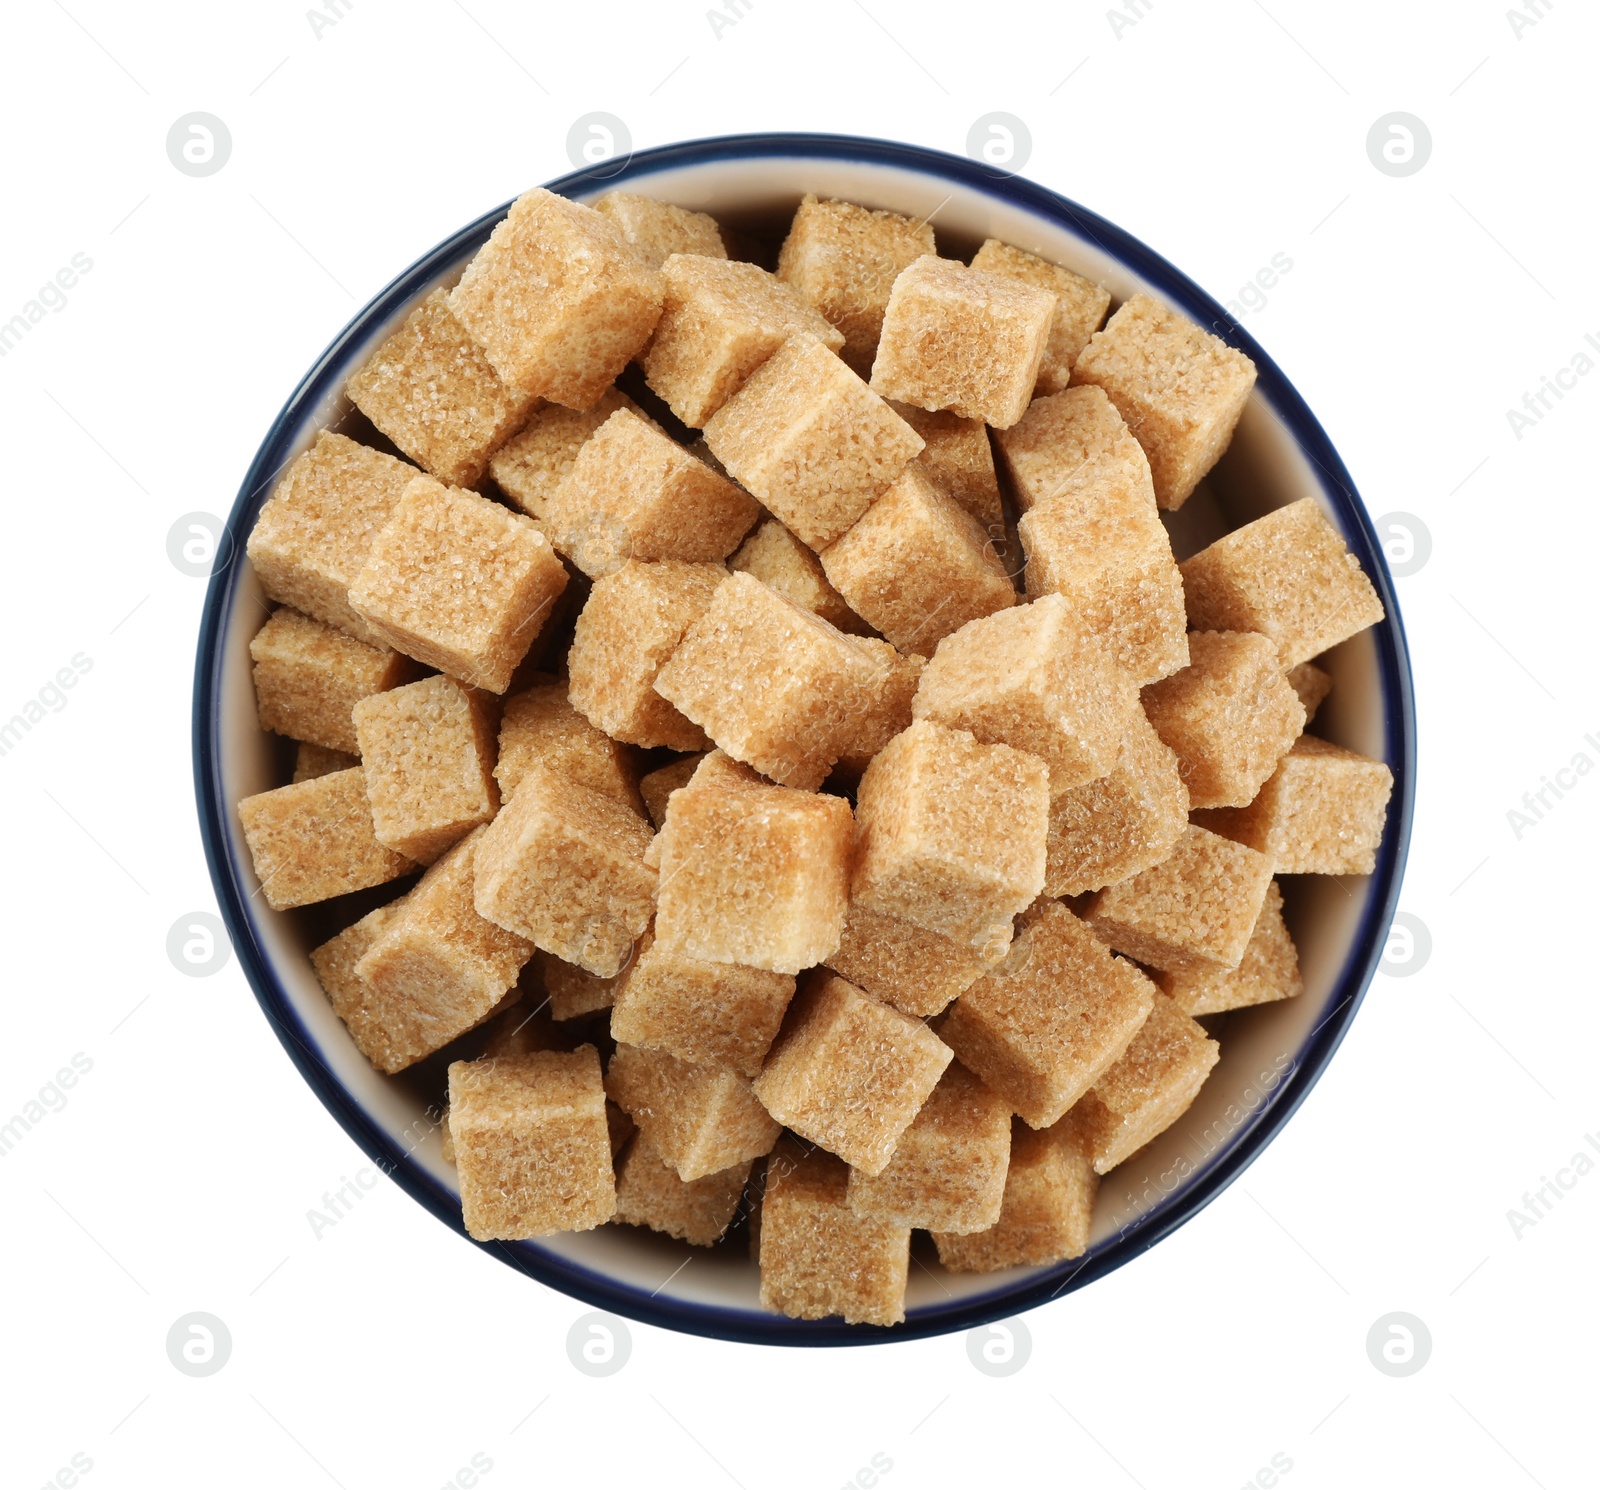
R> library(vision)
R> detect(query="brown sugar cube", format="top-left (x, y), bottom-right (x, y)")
top-left (641, 254), bottom-right (844, 427)
top-left (653, 571), bottom-right (889, 790)
top-left (776, 194), bottom-right (938, 374)
top-left (487, 389), bottom-right (639, 526)
top-left (729, 519), bottom-right (868, 634)
top-left (311, 897), bottom-right (406, 1056)
top-left (481, 1000), bottom-right (570, 1057)
top-left (819, 465), bottom-right (1016, 656)
top-left (537, 950), bottom-right (627, 1022)
top-left (1044, 708), bottom-right (1189, 897)
top-left (995, 385), bottom-right (1151, 516)
top-left (614, 1133), bottom-right (749, 1246)
top-left (758, 1137), bottom-right (909, 1325)
top-left (566, 559), bottom-right (724, 750)
top-left (346, 288), bottom-right (538, 488)
top-left (824, 899), bottom-right (1007, 1018)
top-left (638, 754), bottom-right (706, 828)
top-left (348, 475), bottom-right (569, 693)
top-left (594, 191), bottom-right (726, 269)
top-left (448, 187), bottom-right (663, 409)
top-left (752, 973), bottom-right (952, 1174)
top-left (606, 1101), bottom-right (636, 1156)
top-left (293, 742), bottom-right (358, 782)
top-left (495, 677), bottom-right (641, 810)
top-left (353, 674), bottom-right (500, 864)
top-left (912, 594), bottom-right (1140, 795)
top-left (607, 1043), bottom-right (780, 1180)
top-left (853, 720), bottom-right (1048, 950)
top-left (1074, 995), bottom-right (1221, 1172)
top-left (1286, 661), bottom-right (1333, 725)
top-left (448, 1047), bottom-right (615, 1239)
top-left (473, 764), bottom-right (656, 977)
top-left (888, 402), bottom-right (1003, 529)
top-left (340, 828), bottom-right (532, 1070)
top-left (1085, 823), bottom-right (1273, 974)
top-left (611, 933), bottom-right (795, 1079)
top-left (940, 901), bottom-right (1156, 1129)
top-left (1070, 292), bottom-right (1257, 510)
top-left (832, 640), bottom-right (924, 782)
top-left (245, 431), bottom-right (417, 645)
top-left (969, 239), bottom-right (1111, 395)
top-left (845, 1060), bottom-right (1010, 1233)
top-left (250, 607), bottom-right (413, 756)
top-left (1196, 735), bottom-right (1394, 875)
top-left (933, 1112), bottom-right (1098, 1271)
top-left (544, 408), bottom-right (760, 578)
top-left (652, 757), bottom-right (854, 973)
top-left (1180, 498), bottom-right (1386, 668)
top-left (1159, 879), bottom-right (1302, 1015)
top-left (704, 334), bottom-right (924, 550)
top-left (1142, 631), bottom-right (1305, 810)
top-left (238, 767), bottom-right (414, 911)
top-left (869, 255), bottom-right (1055, 429)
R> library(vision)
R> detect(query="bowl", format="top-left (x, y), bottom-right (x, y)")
top-left (194, 131), bottom-right (1415, 1345)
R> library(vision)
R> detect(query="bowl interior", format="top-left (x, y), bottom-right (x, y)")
top-left (198, 135), bottom-right (1412, 1344)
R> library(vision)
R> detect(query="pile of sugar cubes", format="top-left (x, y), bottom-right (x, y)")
top-left (238, 186), bottom-right (1393, 1327)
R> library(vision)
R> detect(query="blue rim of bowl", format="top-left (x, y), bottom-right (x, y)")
top-left (194, 130), bottom-right (1415, 1346)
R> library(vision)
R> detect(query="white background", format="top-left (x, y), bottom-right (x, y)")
top-left (2, 1), bottom-right (1595, 1486)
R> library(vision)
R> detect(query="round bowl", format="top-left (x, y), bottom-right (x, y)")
top-left (194, 131), bottom-right (1414, 1345)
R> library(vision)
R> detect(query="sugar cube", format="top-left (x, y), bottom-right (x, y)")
top-left (487, 389), bottom-right (640, 525)
top-left (653, 571), bottom-right (889, 789)
top-left (853, 720), bottom-right (1048, 950)
top-left (870, 255), bottom-right (1055, 428)
top-left (594, 191), bottom-right (727, 269)
top-left (245, 431), bottom-right (417, 645)
top-left (473, 763), bottom-right (656, 977)
top-left (1196, 735), bottom-right (1394, 874)
top-left (941, 901), bottom-right (1156, 1128)
top-left (353, 674), bottom-right (500, 863)
top-left (819, 464), bottom-right (1016, 655)
top-left (449, 187), bottom-right (664, 408)
top-left (1142, 631), bottom-right (1305, 809)
top-left (752, 972), bottom-right (952, 1174)
top-left (1159, 879), bottom-right (1302, 1015)
top-left (932, 1112), bottom-right (1098, 1270)
top-left (1044, 707), bottom-right (1189, 896)
top-left (614, 1133), bottom-right (750, 1246)
top-left (346, 288), bottom-right (538, 488)
top-left (250, 606), bottom-right (413, 755)
top-left (995, 385), bottom-right (1151, 516)
top-left (831, 639), bottom-right (924, 782)
top-left (638, 753), bottom-right (706, 828)
top-left (481, 1000), bottom-right (570, 1057)
top-left (611, 931), bottom-right (795, 1079)
top-left (728, 519), bottom-right (868, 635)
top-left (845, 1060), bottom-right (1010, 1233)
top-left (566, 559), bottom-right (724, 750)
top-left (293, 742), bottom-right (357, 782)
top-left (824, 898), bottom-right (1007, 1018)
top-left (912, 594), bottom-right (1139, 794)
top-left (1085, 824), bottom-right (1273, 973)
top-left (239, 767), bottom-right (414, 911)
top-left (607, 1043), bottom-right (780, 1180)
top-left (348, 475), bottom-right (569, 693)
top-left (543, 407), bottom-right (759, 577)
top-left (342, 827), bottom-right (533, 1070)
top-left (1286, 661), bottom-right (1333, 725)
top-left (651, 754), bottom-right (854, 974)
top-left (1073, 995), bottom-right (1221, 1173)
top-left (537, 949), bottom-right (626, 1022)
top-left (758, 1136), bottom-right (909, 1325)
top-left (641, 254), bottom-right (844, 427)
top-left (495, 675), bottom-right (640, 811)
top-left (776, 194), bottom-right (938, 373)
top-left (888, 401), bottom-right (1003, 529)
top-left (448, 1047), bottom-right (616, 1239)
top-left (1070, 293), bottom-right (1257, 509)
top-left (969, 239), bottom-right (1110, 395)
top-left (1179, 498), bottom-right (1386, 668)
top-left (703, 334), bottom-right (923, 550)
